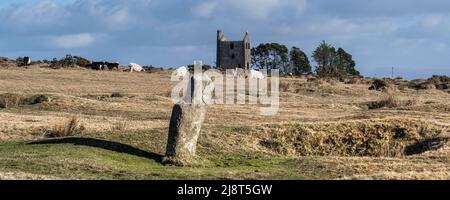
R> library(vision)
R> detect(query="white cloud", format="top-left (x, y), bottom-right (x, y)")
top-left (230, 0), bottom-right (282, 19)
top-left (7, 0), bottom-right (67, 28)
top-left (236, 0), bottom-right (306, 18)
top-left (108, 8), bottom-right (131, 28)
top-left (193, 0), bottom-right (306, 19)
top-left (431, 42), bottom-right (448, 52)
top-left (423, 15), bottom-right (443, 28)
top-left (307, 18), bottom-right (354, 33)
top-left (192, 1), bottom-right (219, 18)
top-left (0, 0), bottom-right (449, 79)
top-left (420, 15), bottom-right (443, 28)
top-left (52, 33), bottom-right (96, 48)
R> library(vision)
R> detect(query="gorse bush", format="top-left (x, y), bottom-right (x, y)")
top-left (0, 93), bottom-right (51, 108)
top-left (74, 56), bottom-right (91, 68)
top-left (368, 92), bottom-right (416, 110)
top-left (256, 120), bottom-right (447, 157)
top-left (110, 92), bottom-right (124, 98)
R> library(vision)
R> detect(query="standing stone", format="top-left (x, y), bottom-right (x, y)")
top-left (162, 61), bottom-right (213, 166)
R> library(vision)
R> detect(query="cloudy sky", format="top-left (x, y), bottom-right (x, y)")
top-left (0, 0), bottom-right (449, 79)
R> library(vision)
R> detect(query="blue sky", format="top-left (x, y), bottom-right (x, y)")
top-left (0, 0), bottom-right (449, 79)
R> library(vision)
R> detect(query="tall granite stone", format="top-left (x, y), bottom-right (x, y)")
top-left (162, 61), bottom-right (213, 166)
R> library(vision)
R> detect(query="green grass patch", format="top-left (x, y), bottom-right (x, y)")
top-left (0, 138), bottom-right (345, 180)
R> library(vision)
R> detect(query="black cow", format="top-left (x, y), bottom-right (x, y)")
top-left (23, 57), bottom-right (31, 66)
top-left (91, 62), bottom-right (106, 70)
top-left (105, 62), bottom-right (120, 70)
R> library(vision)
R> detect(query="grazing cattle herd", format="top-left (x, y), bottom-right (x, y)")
top-left (13, 56), bottom-right (268, 79)
top-left (91, 62), bottom-right (120, 71)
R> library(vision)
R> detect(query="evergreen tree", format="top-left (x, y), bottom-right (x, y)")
top-left (290, 47), bottom-right (311, 75)
top-left (251, 43), bottom-right (289, 73)
top-left (312, 41), bottom-right (360, 78)
top-left (337, 48), bottom-right (360, 76)
top-left (312, 41), bottom-right (338, 78)
top-left (251, 44), bottom-right (270, 69)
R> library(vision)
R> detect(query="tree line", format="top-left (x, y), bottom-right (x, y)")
top-left (251, 41), bottom-right (360, 79)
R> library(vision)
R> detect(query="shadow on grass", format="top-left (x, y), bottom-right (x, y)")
top-left (405, 137), bottom-right (449, 156)
top-left (29, 137), bottom-right (163, 162)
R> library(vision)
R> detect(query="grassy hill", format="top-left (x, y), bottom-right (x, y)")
top-left (0, 66), bottom-right (449, 180)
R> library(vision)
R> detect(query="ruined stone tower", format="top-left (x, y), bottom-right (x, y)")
top-left (216, 30), bottom-right (251, 70)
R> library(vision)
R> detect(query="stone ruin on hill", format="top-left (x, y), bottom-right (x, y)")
top-left (216, 30), bottom-right (251, 70)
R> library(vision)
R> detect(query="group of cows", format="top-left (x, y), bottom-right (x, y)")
top-left (19, 57), bottom-right (265, 79)
top-left (95, 63), bottom-right (265, 79)
top-left (173, 66), bottom-right (265, 80)
top-left (91, 62), bottom-right (120, 71)
top-left (90, 63), bottom-right (265, 80)
top-left (92, 62), bottom-right (145, 72)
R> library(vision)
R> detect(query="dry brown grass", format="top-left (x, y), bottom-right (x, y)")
top-left (0, 67), bottom-right (447, 137)
top-left (0, 93), bottom-right (50, 108)
top-left (368, 91), bottom-right (417, 109)
top-left (0, 93), bottom-right (23, 108)
top-left (44, 116), bottom-right (85, 138)
top-left (0, 67), bottom-right (449, 179)
top-left (279, 81), bottom-right (291, 92)
top-left (0, 171), bottom-right (61, 180)
top-left (255, 119), bottom-right (447, 157)
top-left (111, 120), bottom-right (128, 132)
top-left (373, 93), bottom-right (401, 108)
top-left (345, 77), bottom-right (360, 84)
